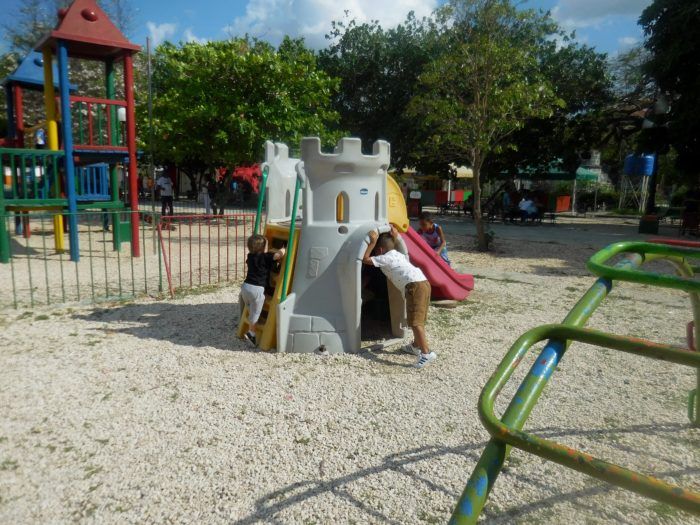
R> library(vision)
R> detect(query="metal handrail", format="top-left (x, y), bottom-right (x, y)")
top-left (450, 242), bottom-right (700, 524)
top-left (477, 325), bottom-right (700, 514)
top-left (253, 165), bottom-right (269, 235)
top-left (280, 162), bottom-right (303, 302)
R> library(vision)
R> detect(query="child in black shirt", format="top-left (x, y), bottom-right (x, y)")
top-left (241, 234), bottom-right (285, 345)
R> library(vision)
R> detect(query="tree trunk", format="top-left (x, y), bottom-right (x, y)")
top-left (473, 163), bottom-right (488, 251)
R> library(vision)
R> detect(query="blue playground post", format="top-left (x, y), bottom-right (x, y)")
top-left (56, 40), bottom-right (80, 262)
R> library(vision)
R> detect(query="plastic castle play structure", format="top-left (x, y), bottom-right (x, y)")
top-left (238, 137), bottom-right (474, 353)
top-left (0, 0), bottom-right (140, 263)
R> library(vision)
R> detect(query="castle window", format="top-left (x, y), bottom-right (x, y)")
top-left (336, 192), bottom-right (349, 223)
top-left (285, 190), bottom-right (291, 217)
top-left (374, 192), bottom-right (380, 221)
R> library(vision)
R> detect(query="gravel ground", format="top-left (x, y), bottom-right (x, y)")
top-left (1, 232), bottom-right (699, 524)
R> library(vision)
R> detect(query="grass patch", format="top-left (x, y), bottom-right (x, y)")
top-left (294, 436), bottom-right (311, 445)
top-left (0, 459), bottom-right (18, 471)
top-left (83, 465), bottom-right (103, 479)
top-left (418, 510), bottom-right (441, 524)
top-left (648, 501), bottom-right (681, 518)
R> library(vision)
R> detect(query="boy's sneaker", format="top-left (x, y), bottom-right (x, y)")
top-left (402, 343), bottom-right (421, 356)
top-left (244, 331), bottom-right (257, 346)
top-left (415, 351), bottom-right (437, 368)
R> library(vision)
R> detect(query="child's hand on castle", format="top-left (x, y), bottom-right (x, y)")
top-left (389, 225), bottom-right (399, 239)
top-left (368, 230), bottom-right (378, 243)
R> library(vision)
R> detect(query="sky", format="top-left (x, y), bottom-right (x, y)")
top-left (6, 0), bottom-right (651, 56)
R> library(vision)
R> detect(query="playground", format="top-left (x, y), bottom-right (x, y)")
top-left (1, 0), bottom-right (698, 523)
top-left (0, 219), bottom-right (697, 524)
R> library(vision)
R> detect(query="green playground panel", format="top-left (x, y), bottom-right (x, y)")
top-left (451, 241), bottom-right (700, 524)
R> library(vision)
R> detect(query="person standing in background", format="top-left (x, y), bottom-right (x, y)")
top-left (156, 173), bottom-right (174, 216)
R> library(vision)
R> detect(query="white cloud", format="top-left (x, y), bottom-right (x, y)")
top-left (147, 21), bottom-right (178, 46)
top-left (618, 35), bottom-right (638, 46)
top-left (222, 0), bottom-right (438, 48)
top-left (184, 28), bottom-right (208, 44)
top-left (552, 0), bottom-right (651, 30)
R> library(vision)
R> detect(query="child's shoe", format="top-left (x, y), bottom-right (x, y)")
top-left (244, 331), bottom-right (257, 346)
top-left (415, 351), bottom-right (437, 368)
top-left (402, 343), bottom-right (421, 356)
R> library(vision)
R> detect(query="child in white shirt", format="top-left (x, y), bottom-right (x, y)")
top-left (362, 226), bottom-right (437, 368)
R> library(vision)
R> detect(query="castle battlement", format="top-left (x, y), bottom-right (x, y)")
top-left (301, 137), bottom-right (390, 177)
top-left (264, 141), bottom-right (290, 164)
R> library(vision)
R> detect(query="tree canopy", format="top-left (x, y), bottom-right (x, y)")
top-left (318, 13), bottom-right (439, 170)
top-left (640, 0), bottom-right (700, 178)
top-left (147, 37), bottom-right (341, 177)
top-left (408, 0), bottom-right (563, 250)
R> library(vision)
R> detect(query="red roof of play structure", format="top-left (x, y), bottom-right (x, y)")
top-left (36, 0), bottom-right (140, 59)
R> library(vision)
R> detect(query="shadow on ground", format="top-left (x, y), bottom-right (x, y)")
top-left (232, 422), bottom-right (697, 525)
top-left (75, 300), bottom-right (246, 352)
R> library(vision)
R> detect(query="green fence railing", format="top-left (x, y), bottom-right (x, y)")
top-left (0, 210), bottom-right (161, 309)
top-left (451, 240), bottom-right (700, 524)
top-left (0, 147), bottom-right (65, 204)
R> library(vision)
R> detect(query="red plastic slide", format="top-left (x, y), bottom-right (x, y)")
top-left (402, 228), bottom-right (474, 301)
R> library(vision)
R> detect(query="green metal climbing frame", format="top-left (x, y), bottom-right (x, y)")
top-left (451, 241), bottom-right (700, 524)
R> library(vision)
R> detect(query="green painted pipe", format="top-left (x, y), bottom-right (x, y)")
top-left (587, 241), bottom-right (700, 293)
top-left (452, 242), bottom-right (700, 523)
top-left (253, 165), bottom-right (269, 235)
top-left (477, 324), bottom-right (700, 513)
top-left (280, 174), bottom-right (301, 302)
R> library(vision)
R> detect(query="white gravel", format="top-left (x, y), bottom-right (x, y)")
top-left (0, 233), bottom-right (699, 524)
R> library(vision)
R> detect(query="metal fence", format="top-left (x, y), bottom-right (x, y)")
top-left (157, 214), bottom-right (256, 297)
top-left (0, 209), bottom-right (257, 309)
top-left (139, 197), bottom-right (256, 217)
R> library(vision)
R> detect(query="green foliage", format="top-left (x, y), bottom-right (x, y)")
top-left (491, 38), bottom-right (613, 176)
top-left (640, 0), bottom-right (700, 178)
top-left (146, 37), bottom-right (342, 174)
top-left (407, 0), bottom-right (563, 250)
top-left (318, 13), bottom-right (439, 169)
top-left (408, 0), bottom-right (562, 166)
top-left (611, 45), bottom-right (654, 98)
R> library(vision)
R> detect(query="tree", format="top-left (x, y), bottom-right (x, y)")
top-left (488, 37), bottom-right (613, 179)
top-left (318, 13), bottom-right (439, 169)
top-left (147, 37), bottom-right (342, 190)
top-left (407, 0), bottom-right (562, 250)
top-left (640, 0), bottom-right (700, 181)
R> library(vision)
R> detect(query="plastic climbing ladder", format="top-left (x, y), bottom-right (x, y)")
top-left (451, 240), bottom-right (700, 523)
top-left (237, 165), bottom-right (302, 350)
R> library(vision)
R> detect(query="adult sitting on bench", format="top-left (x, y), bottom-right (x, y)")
top-left (518, 193), bottom-right (539, 223)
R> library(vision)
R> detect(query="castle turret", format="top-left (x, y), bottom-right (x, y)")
top-left (276, 137), bottom-right (404, 354)
top-left (263, 141), bottom-right (301, 223)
